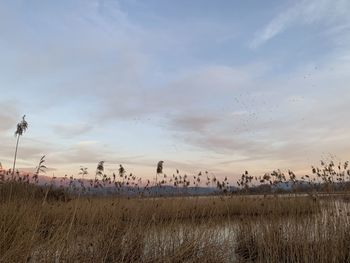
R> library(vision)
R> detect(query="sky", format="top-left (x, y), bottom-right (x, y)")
top-left (1, 0), bottom-right (350, 181)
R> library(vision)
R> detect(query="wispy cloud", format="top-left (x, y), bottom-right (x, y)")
top-left (53, 123), bottom-right (94, 138)
top-left (250, 0), bottom-right (350, 48)
top-left (0, 111), bottom-right (17, 134)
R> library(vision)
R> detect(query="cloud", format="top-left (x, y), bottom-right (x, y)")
top-left (51, 141), bottom-right (110, 165)
top-left (169, 113), bottom-right (221, 133)
top-left (53, 123), bottom-right (94, 138)
top-left (0, 136), bottom-right (55, 169)
top-left (162, 55), bottom-right (350, 171)
top-left (250, 0), bottom-right (350, 48)
top-left (0, 113), bottom-right (16, 134)
top-left (0, 101), bottom-right (19, 134)
top-left (98, 65), bottom-right (254, 122)
top-left (0, 0), bottom-right (148, 101)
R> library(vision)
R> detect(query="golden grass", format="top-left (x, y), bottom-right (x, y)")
top-left (1, 182), bottom-right (349, 262)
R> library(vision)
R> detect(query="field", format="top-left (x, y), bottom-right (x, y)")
top-left (1, 182), bottom-right (350, 263)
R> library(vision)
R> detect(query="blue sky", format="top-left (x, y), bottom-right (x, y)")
top-left (1, 0), bottom-right (350, 180)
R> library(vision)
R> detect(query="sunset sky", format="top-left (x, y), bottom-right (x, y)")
top-left (1, 0), bottom-right (350, 180)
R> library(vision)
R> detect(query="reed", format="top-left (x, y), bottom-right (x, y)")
top-left (1, 181), bottom-right (346, 262)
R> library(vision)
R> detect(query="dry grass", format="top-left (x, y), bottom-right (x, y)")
top-left (235, 210), bottom-right (350, 262)
top-left (0, 182), bottom-right (349, 262)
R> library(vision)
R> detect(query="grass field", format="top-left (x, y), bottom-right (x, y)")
top-left (1, 182), bottom-right (350, 263)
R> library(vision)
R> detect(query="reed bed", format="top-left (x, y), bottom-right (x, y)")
top-left (235, 209), bottom-right (350, 262)
top-left (1, 182), bottom-right (348, 262)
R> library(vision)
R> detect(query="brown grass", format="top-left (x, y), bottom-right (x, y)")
top-left (1, 182), bottom-right (349, 262)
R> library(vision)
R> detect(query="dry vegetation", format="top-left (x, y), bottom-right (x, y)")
top-left (1, 181), bottom-right (350, 263)
top-left (2, 116), bottom-right (350, 262)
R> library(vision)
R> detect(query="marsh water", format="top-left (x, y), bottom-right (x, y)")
top-left (141, 197), bottom-right (350, 262)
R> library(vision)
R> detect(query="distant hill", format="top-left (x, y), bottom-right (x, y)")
top-left (2, 169), bottom-right (349, 196)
